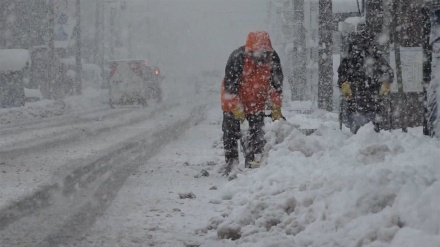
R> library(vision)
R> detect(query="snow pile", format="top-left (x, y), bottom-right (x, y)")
top-left (24, 88), bottom-right (44, 100)
top-left (212, 112), bottom-right (440, 246)
top-left (0, 49), bottom-right (30, 72)
top-left (0, 87), bottom-right (108, 125)
top-left (0, 99), bottom-right (68, 124)
top-left (63, 87), bottom-right (109, 111)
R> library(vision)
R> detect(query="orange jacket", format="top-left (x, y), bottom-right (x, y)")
top-left (221, 31), bottom-right (283, 114)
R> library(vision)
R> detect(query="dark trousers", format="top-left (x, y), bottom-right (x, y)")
top-left (222, 112), bottom-right (265, 168)
top-left (345, 98), bottom-right (382, 134)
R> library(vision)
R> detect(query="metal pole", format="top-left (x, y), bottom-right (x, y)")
top-left (109, 6), bottom-right (116, 60)
top-left (0, 1), bottom-right (6, 48)
top-left (392, 0), bottom-right (407, 132)
top-left (318, 0), bottom-right (333, 111)
top-left (422, 6), bottom-right (433, 136)
top-left (362, 0), bottom-right (365, 14)
top-left (48, 0), bottom-right (56, 100)
top-left (75, 0), bottom-right (82, 95)
top-left (94, 0), bottom-right (101, 65)
top-left (291, 0), bottom-right (307, 101)
top-left (100, 0), bottom-right (105, 72)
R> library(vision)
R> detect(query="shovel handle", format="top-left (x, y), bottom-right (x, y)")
top-left (264, 114), bottom-right (286, 121)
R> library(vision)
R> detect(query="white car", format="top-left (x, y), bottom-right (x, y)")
top-left (107, 59), bottom-right (163, 107)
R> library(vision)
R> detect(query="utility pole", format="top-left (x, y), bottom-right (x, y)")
top-left (392, 0), bottom-right (407, 132)
top-left (48, 0), bottom-right (56, 99)
top-left (427, 6), bottom-right (440, 137)
top-left (291, 0), bottom-right (307, 101)
top-left (94, 0), bottom-right (101, 66)
top-left (75, 0), bottom-right (82, 95)
top-left (94, 0), bottom-right (109, 73)
top-left (0, 1), bottom-right (6, 48)
top-left (422, 6), bottom-right (433, 136)
top-left (318, 0), bottom-right (333, 111)
top-left (99, 0), bottom-right (105, 72)
top-left (128, 25), bottom-right (133, 58)
top-left (102, 0), bottom-right (117, 62)
top-left (109, 5), bottom-right (116, 60)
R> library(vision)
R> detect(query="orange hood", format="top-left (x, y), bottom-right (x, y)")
top-left (245, 31), bottom-right (274, 52)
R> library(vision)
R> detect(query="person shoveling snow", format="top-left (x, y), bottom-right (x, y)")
top-left (220, 31), bottom-right (284, 175)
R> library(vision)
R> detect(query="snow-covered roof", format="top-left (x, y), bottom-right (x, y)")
top-left (0, 49), bottom-right (31, 72)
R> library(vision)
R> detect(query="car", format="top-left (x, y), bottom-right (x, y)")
top-left (107, 59), bottom-right (163, 107)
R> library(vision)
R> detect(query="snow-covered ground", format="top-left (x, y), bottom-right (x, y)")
top-left (14, 91), bottom-right (431, 246)
top-left (3, 0), bottom-right (440, 244)
top-left (1, 60), bottom-right (439, 247)
top-left (0, 88), bottom-right (108, 125)
top-left (1, 76), bottom-right (440, 246)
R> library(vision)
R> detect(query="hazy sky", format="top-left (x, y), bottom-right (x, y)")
top-left (122, 0), bottom-right (268, 80)
top-left (107, 0), bottom-right (358, 82)
top-left (138, 0), bottom-right (358, 77)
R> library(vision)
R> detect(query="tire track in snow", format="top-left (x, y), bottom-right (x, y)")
top-left (0, 103), bottom-right (179, 158)
top-left (0, 104), bottom-right (207, 247)
top-left (0, 104), bottom-right (111, 134)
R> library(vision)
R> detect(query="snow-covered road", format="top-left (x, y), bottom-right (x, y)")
top-left (0, 88), bottom-right (210, 246)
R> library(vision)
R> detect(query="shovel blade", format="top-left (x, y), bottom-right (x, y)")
top-left (299, 129), bottom-right (317, 136)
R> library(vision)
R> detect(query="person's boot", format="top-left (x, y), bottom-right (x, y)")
top-left (374, 123), bottom-right (380, 133)
top-left (223, 158), bottom-right (238, 176)
top-left (246, 153), bottom-right (262, 169)
top-left (248, 160), bottom-right (260, 169)
top-left (350, 124), bottom-right (360, 134)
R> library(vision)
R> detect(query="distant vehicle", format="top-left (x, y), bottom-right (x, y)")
top-left (107, 59), bottom-right (163, 107)
top-left (0, 49), bottom-right (30, 108)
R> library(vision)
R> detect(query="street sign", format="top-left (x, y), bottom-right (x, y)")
top-left (53, 0), bottom-right (76, 43)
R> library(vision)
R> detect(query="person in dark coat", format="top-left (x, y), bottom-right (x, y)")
top-left (338, 30), bottom-right (394, 134)
top-left (221, 31), bottom-right (284, 175)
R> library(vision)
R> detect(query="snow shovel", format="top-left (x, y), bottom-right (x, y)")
top-left (264, 114), bottom-right (317, 136)
top-left (339, 96), bottom-right (344, 130)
